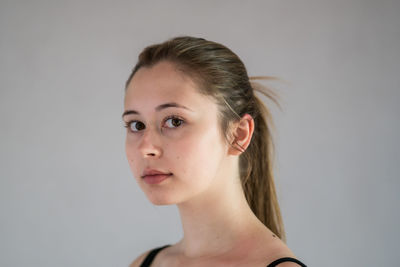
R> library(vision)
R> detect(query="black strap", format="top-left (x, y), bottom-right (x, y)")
top-left (266, 257), bottom-right (307, 267)
top-left (139, 245), bottom-right (171, 267)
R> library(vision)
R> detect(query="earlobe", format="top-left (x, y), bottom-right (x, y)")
top-left (228, 114), bottom-right (254, 156)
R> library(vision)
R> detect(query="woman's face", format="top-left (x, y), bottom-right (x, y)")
top-left (123, 61), bottom-right (231, 205)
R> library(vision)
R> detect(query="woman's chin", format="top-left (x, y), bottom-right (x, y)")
top-left (147, 195), bottom-right (178, 206)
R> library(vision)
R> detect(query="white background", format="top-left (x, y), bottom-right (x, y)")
top-left (1, 0), bottom-right (399, 266)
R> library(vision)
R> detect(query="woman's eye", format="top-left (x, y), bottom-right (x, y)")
top-left (128, 121), bottom-right (146, 132)
top-left (164, 117), bottom-right (184, 128)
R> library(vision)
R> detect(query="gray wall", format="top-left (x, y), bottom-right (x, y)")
top-left (1, 0), bottom-right (399, 266)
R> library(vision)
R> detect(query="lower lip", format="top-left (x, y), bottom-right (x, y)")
top-left (142, 174), bottom-right (172, 184)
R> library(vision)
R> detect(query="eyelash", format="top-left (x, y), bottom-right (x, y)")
top-left (124, 115), bottom-right (185, 132)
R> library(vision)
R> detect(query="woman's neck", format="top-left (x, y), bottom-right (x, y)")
top-left (175, 169), bottom-right (268, 259)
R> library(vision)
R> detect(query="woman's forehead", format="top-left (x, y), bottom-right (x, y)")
top-left (129, 61), bottom-right (193, 88)
top-left (126, 63), bottom-right (195, 97)
top-left (124, 62), bottom-right (216, 115)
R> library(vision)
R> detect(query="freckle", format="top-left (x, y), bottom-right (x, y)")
top-left (272, 234), bottom-right (276, 238)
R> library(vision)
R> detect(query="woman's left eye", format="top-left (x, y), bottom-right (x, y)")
top-left (164, 117), bottom-right (184, 128)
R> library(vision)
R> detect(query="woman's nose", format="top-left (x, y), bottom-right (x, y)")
top-left (138, 129), bottom-right (162, 158)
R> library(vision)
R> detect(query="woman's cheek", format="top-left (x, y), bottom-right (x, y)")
top-left (177, 126), bottom-right (222, 176)
top-left (166, 131), bottom-right (201, 171)
top-left (125, 138), bottom-right (141, 179)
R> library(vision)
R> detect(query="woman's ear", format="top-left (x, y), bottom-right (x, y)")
top-left (228, 114), bottom-right (254, 156)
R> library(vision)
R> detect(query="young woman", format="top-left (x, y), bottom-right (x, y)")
top-left (123, 36), bottom-right (306, 267)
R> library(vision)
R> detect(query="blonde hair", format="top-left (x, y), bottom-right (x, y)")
top-left (126, 36), bottom-right (285, 241)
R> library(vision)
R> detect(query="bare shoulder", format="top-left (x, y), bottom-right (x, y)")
top-left (273, 262), bottom-right (304, 267)
top-left (129, 249), bottom-right (152, 267)
top-left (258, 233), bottom-right (302, 266)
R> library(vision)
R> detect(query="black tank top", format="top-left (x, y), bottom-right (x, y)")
top-left (139, 245), bottom-right (307, 267)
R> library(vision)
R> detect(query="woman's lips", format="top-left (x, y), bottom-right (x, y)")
top-left (142, 173), bottom-right (172, 184)
top-left (141, 168), bottom-right (172, 184)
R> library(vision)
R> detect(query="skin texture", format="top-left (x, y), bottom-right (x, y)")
top-left (124, 62), bottom-right (297, 266)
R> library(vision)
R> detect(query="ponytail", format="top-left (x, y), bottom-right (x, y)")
top-left (240, 80), bottom-right (285, 241)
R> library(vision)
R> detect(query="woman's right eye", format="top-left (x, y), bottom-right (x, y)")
top-left (126, 121), bottom-right (146, 132)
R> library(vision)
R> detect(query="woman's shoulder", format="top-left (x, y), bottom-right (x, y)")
top-left (252, 230), bottom-right (305, 266)
top-left (129, 245), bottom-right (172, 267)
top-left (129, 249), bottom-right (153, 267)
top-left (268, 262), bottom-right (305, 267)
top-left (128, 243), bottom-right (305, 267)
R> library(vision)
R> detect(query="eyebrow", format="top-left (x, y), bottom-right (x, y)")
top-left (122, 102), bottom-right (193, 118)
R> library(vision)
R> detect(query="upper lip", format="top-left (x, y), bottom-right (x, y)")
top-left (141, 168), bottom-right (172, 178)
